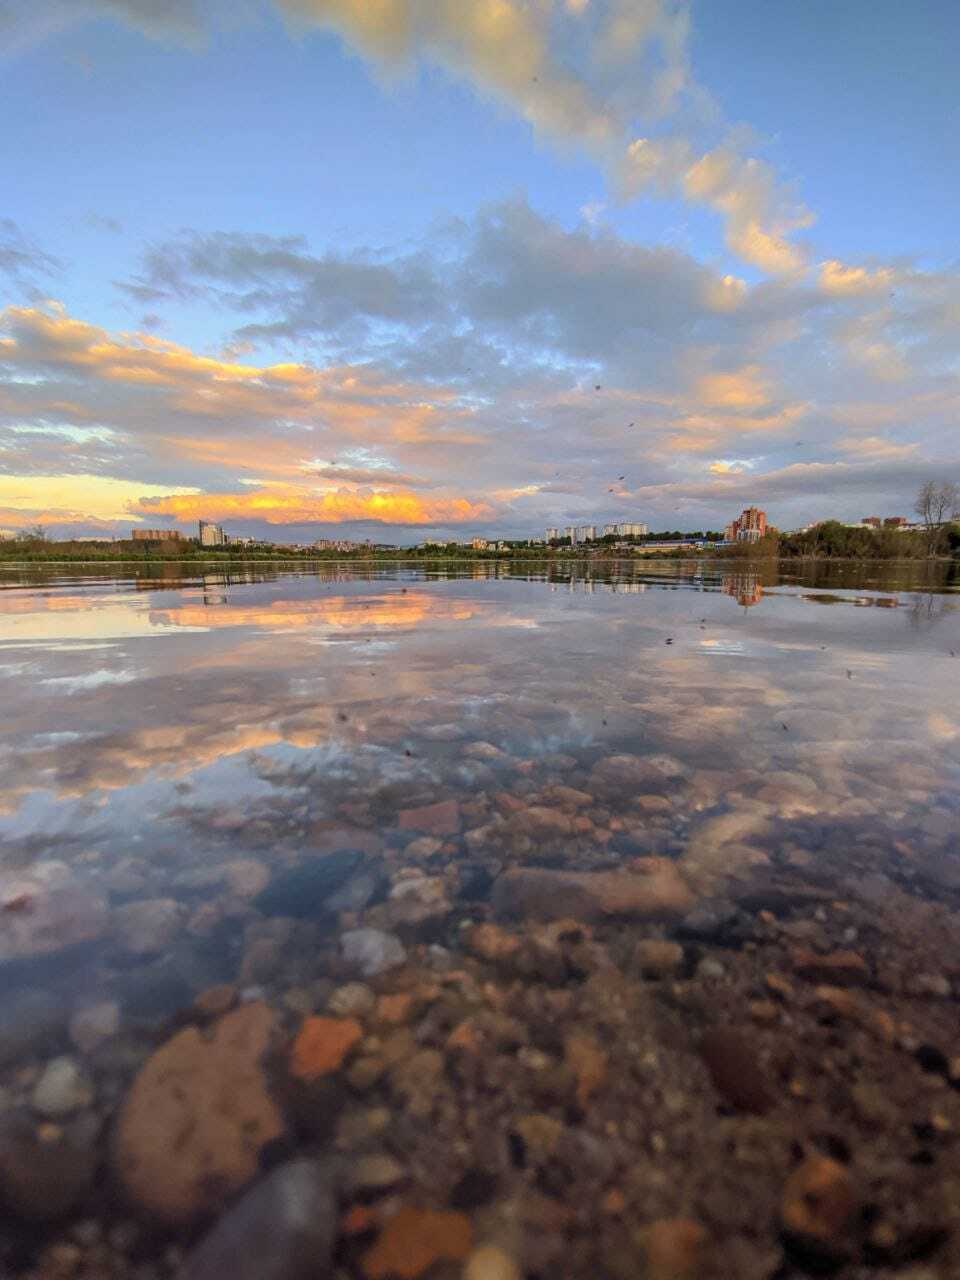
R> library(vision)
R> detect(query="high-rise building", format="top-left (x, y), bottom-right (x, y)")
top-left (576, 525), bottom-right (597, 542)
top-left (564, 525), bottom-right (577, 545)
top-left (545, 527), bottom-right (560, 541)
top-left (616, 522), bottom-right (648, 537)
top-left (198, 520), bottom-right (227, 546)
top-left (471, 537), bottom-right (489, 550)
top-left (725, 507), bottom-right (767, 542)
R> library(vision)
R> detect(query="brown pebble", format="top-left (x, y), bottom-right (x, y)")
top-left (635, 939), bottom-right (684, 978)
top-left (641, 1218), bottom-right (707, 1280)
top-left (749, 1000), bottom-right (779, 1024)
top-left (700, 1028), bottom-right (774, 1114)
top-left (194, 985), bottom-right (237, 1018)
top-left (792, 948), bottom-right (869, 986)
top-left (781, 1155), bottom-right (856, 1252)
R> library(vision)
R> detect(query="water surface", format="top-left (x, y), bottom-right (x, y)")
top-left (2, 560), bottom-right (960, 1277)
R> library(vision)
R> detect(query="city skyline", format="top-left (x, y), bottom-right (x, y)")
top-left (1, 2), bottom-right (958, 545)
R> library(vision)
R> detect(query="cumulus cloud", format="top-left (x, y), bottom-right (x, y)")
top-left (819, 259), bottom-right (896, 297)
top-left (2, 197), bottom-right (959, 539)
top-left (5, 0), bottom-right (815, 275)
top-left (618, 137), bottom-right (815, 274)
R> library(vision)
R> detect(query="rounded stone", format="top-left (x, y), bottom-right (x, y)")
top-left (463, 1244), bottom-right (522, 1280)
top-left (112, 1002), bottom-right (284, 1224)
top-left (32, 1057), bottom-right (95, 1117)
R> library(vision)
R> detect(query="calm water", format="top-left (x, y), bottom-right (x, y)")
top-left (2, 560), bottom-right (960, 1275)
top-left (2, 561), bottom-right (959, 964)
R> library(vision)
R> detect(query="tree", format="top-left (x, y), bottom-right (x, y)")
top-left (16, 523), bottom-right (46, 542)
top-left (915, 481), bottom-right (960, 555)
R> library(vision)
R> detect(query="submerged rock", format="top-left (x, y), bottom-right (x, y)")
top-left (112, 1002), bottom-right (284, 1224)
top-left (0, 1109), bottom-right (99, 1222)
top-left (700, 1028), bottom-right (774, 1115)
top-left (31, 1056), bottom-right (94, 1117)
top-left (492, 861), bottom-right (695, 922)
top-left (397, 798), bottom-right (461, 836)
top-left (254, 851), bottom-right (366, 919)
top-left (177, 1159), bottom-right (337, 1280)
top-left (0, 867), bottom-right (108, 963)
top-left (362, 1206), bottom-right (473, 1279)
top-left (112, 898), bottom-right (181, 956)
top-left (341, 929), bottom-right (406, 977)
top-left (781, 1155), bottom-right (857, 1259)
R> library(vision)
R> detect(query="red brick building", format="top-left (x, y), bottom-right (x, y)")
top-left (724, 507), bottom-right (768, 543)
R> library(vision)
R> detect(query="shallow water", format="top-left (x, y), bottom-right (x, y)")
top-left (2, 559), bottom-right (960, 1277)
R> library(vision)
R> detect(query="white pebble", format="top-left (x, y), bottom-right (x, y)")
top-left (32, 1056), bottom-right (94, 1117)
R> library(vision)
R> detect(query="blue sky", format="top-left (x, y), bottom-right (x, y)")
top-left (1, 0), bottom-right (957, 542)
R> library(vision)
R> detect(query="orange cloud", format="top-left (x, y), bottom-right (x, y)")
top-left (0, 303), bottom-right (477, 449)
top-left (135, 485), bottom-right (495, 526)
top-left (819, 260), bottom-right (896, 297)
top-left (695, 365), bottom-right (772, 410)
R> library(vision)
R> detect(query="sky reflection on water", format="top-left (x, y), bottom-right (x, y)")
top-left (1, 563), bottom-right (957, 870)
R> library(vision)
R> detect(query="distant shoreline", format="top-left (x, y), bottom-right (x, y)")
top-left (0, 552), bottom-right (955, 569)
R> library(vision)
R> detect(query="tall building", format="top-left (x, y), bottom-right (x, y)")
top-left (564, 525), bottom-right (577, 545)
top-left (471, 537), bottom-right (489, 550)
top-left (198, 519), bottom-right (227, 546)
top-left (725, 507), bottom-right (767, 542)
top-left (131, 528), bottom-right (185, 542)
top-left (616, 522), bottom-right (648, 537)
top-left (576, 525), bottom-right (598, 541)
top-left (545, 527), bottom-right (560, 541)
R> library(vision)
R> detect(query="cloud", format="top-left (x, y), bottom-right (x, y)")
top-left (0, 219), bottom-right (61, 298)
top-left (315, 464), bottom-right (438, 487)
top-left (2, 197), bottom-right (959, 539)
top-left (695, 365), bottom-right (771, 410)
top-left (6, 0), bottom-right (814, 276)
top-left (836, 434), bottom-right (919, 462)
top-left (619, 136), bottom-right (812, 275)
top-left (819, 259), bottom-right (896, 297)
top-left (118, 230), bottom-right (443, 346)
top-left (134, 484), bottom-right (494, 527)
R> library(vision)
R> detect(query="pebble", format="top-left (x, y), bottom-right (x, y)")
top-left (397, 799), bottom-right (461, 836)
top-left (492, 861), bottom-right (695, 922)
top-left (112, 898), bottom-right (181, 956)
top-left (635, 939), bottom-right (684, 977)
top-left (641, 1218), bottom-right (707, 1280)
top-left (463, 1244), bottom-right (522, 1280)
top-left (346, 1154), bottom-right (406, 1195)
top-left (700, 1029), bottom-right (774, 1115)
top-left (194, 985), bottom-right (238, 1018)
top-left (290, 1017), bottom-right (363, 1081)
top-left (781, 1155), bottom-right (856, 1254)
top-left (329, 982), bottom-right (377, 1017)
top-left (32, 1057), bottom-right (95, 1117)
top-left (69, 1001), bottom-right (120, 1054)
top-left (112, 1003), bottom-right (284, 1224)
top-left (363, 1206), bottom-right (473, 1278)
top-left (341, 928), bottom-right (407, 977)
top-left (177, 1159), bottom-right (337, 1280)
top-left (0, 1109), bottom-right (98, 1221)
top-left (0, 868), bottom-right (108, 962)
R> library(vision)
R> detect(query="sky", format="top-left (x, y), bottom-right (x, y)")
top-left (0, 0), bottom-right (958, 544)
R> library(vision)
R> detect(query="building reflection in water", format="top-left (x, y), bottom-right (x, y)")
top-left (722, 572), bottom-right (764, 607)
